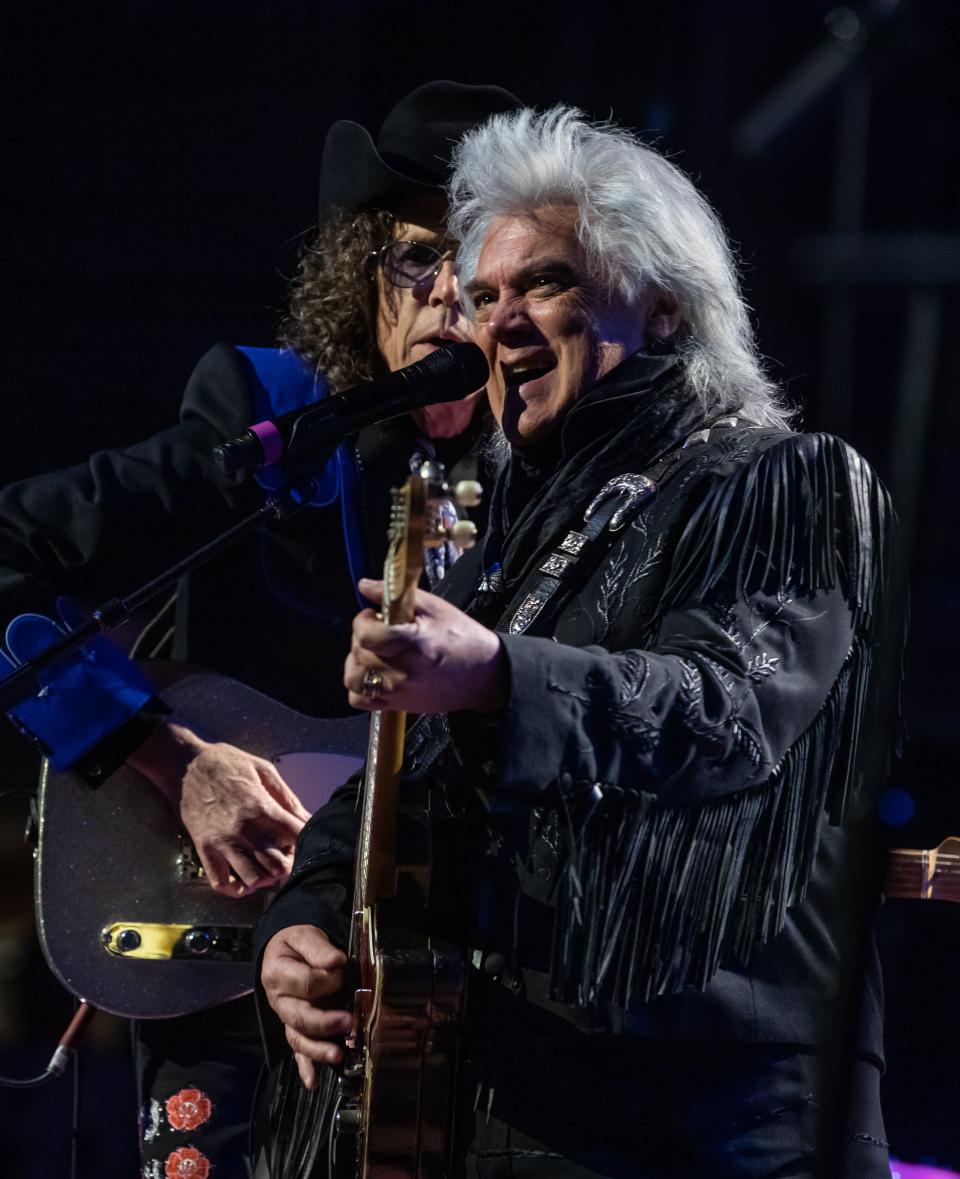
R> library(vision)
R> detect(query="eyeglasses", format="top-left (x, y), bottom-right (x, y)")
top-left (373, 239), bottom-right (452, 288)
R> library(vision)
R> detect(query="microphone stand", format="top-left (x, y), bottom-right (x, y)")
top-left (0, 479), bottom-right (316, 714)
top-left (0, 460), bottom-right (324, 1161)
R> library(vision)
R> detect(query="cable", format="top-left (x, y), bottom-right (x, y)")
top-left (0, 784), bottom-right (44, 1085)
top-left (0, 1000), bottom-right (96, 1089)
top-left (128, 590), bottom-right (177, 659)
top-left (0, 787), bottom-right (36, 803)
top-left (0, 1068), bottom-right (56, 1089)
top-left (71, 1018), bottom-right (81, 1179)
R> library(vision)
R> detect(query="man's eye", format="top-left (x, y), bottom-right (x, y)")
top-left (405, 244), bottom-right (441, 265)
top-left (472, 292), bottom-right (495, 307)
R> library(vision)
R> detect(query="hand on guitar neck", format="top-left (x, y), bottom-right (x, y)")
top-left (128, 718), bottom-right (312, 896)
top-left (344, 577), bottom-right (507, 715)
top-left (260, 924), bottom-right (354, 1089)
top-left (256, 465), bottom-right (474, 1173)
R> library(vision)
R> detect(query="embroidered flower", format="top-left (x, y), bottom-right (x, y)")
top-left (164, 1146), bottom-right (210, 1178)
top-left (165, 1088), bottom-right (212, 1132)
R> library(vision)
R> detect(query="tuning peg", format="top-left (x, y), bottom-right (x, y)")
top-left (418, 460), bottom-right (444, 481)
top-left (449, 520), bottom-right (478, 550)
top-left (452, 480), bottom-right (482, 508)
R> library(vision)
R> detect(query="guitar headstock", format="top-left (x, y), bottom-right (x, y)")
top-left (382, 462), bottom-right (482, 626)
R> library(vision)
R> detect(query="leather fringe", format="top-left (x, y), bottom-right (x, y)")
top-left (262, 1055), bottom-right (338, 1179)
top-left (661, 432), bottom-right (891, 634)
top-left (550, 433), bottom-right (895, 1010)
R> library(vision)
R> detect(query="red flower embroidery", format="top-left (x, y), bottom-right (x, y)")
top-left (165, 1146), bottom-right (211, 1178)
top-left (166, 1088), bottom-right (212, 1132)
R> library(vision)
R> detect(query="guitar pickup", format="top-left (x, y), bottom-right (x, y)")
top-left (100, 922), bottom-right (254, 962)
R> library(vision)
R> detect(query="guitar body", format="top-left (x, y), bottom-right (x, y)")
top-left (259, 904), bottom-right (465, 1179)
top-left (34, 672), bottom-right (367, 1018)
top-left (337, 906), bottom-right (465, 1178)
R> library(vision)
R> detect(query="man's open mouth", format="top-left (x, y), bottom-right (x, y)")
top-left (503, 362), bottom-right (555, 391)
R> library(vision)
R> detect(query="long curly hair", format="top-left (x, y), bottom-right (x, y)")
top-left (279, 206), bottom-right (395, 392)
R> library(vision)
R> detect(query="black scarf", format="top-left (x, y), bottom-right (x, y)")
top-left (475, 352), bottom-right (707, 616)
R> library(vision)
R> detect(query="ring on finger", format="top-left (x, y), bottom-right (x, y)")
top-left (360, 669), bottom-right (384, 699)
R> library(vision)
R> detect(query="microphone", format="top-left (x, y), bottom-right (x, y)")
top-left (213, 342), bottom-right (489, 473)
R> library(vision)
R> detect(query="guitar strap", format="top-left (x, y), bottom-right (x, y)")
top-left (496, 423), bottom-right (737, 638)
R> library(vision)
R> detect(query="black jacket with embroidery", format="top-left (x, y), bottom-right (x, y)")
top-left (254, 353), bottom-right (894, 1062)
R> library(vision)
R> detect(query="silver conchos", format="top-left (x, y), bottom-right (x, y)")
top-left (540, 553), bottom-right (572, 578)
top-left (509, 590), bottom-right (552, 635)
top-left (559, 532), bottom-right (589, 556)
top-left (506, 472), bottom-right (659, 635)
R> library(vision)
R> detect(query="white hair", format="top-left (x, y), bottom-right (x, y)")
top-left (448, 106), bottom-right (792, 429)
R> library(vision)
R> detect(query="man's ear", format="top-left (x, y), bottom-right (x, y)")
top-left (645, 291), bottom-right (682, 344)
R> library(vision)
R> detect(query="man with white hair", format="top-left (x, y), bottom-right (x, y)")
top-left (257, 107), bottom-right (894, 1178)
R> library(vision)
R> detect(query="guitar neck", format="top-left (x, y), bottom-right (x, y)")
top-left (885, 839), bottom-right (960, 903)
top-left (351, 472), bottom-right (432, 924)
top-left (354, 708), bottom-right (407, 912)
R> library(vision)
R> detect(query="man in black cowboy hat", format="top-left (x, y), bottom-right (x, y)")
top-left (0, 79), bottom-right (521, 1176)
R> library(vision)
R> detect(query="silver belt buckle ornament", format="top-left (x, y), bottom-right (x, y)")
top-left (509, 589), bottom-right (553, 635)
top-left (585, 473), bottom-right (657, 532)
top-left (506, 472), bottom-right (658, 635)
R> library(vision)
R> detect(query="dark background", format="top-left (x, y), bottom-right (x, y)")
top-left (1, 1), bottom-right (958, 1174)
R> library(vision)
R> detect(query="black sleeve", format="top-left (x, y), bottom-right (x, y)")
top-left (0, 343), bottom-right (258, 619)
top-left (252, 781), bottom-right (360, 1066)
top-left (494, 584), bottom-right (855, 805)
top-left (455, 432), bottom-right (890, 809)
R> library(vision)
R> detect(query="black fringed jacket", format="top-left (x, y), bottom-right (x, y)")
top-left (255, 353), bottom-right (894, 1062)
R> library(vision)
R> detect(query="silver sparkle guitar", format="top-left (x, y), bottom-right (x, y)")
top-left (34, 672), bottom-right (367, 1019)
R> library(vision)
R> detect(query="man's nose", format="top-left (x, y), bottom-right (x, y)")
top-left (429, 258), bottom-right (461, 308)
top-left (484, 296), bottom-right (530, 342)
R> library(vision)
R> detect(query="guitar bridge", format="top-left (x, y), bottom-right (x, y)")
top-left (176, 834), bottom-right (208, 883)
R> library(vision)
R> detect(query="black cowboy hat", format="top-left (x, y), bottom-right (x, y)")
top-left (318, 79), bottom-right (523, 216)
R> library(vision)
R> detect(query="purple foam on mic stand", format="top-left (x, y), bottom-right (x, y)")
top-left (250, 420), bottom-right (284, 466)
